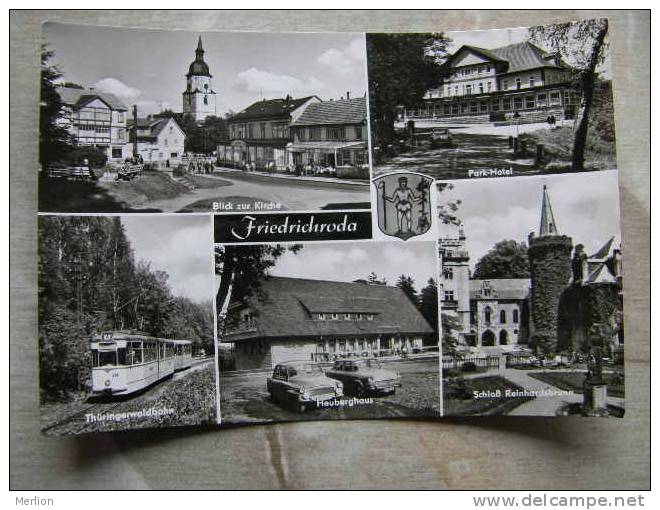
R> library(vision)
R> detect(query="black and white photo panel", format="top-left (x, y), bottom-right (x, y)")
top-left (214, 240), bottom-right (441, 424)
top-left (38, 214), bottom-right (218, 434)
top-left (39, 23), bottom-right (371, 214)
top-left (438, 170), bottom-right (624, 417)
top-left (367, 19), bottom-right (617, 181)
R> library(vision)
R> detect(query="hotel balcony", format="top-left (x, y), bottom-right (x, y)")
top-left (222, 321), bottom-right (259, 341)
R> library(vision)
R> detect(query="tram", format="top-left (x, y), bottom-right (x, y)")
top-left (173, 340), bottom-right (193, 371)
top-left (90, 330), bottom-right (192, 396)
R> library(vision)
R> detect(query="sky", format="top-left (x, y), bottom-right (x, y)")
top-left (43, 23), bottom-right (367, 116)
top-left (122, 215), bottom-right (214, 303)
top-left (269, 241), bottom-right (437, 291)
top-left (437, 170), bottom-right (621, 273)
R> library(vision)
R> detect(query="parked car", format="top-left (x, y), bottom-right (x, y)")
top-left (430, 128), bottom-right (455, 148)
top-left (325, 359), bottom-right (401, 397)
top-left (267, 361), bottom-right (343, 413)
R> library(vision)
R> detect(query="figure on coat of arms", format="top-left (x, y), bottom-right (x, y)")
top-left (374, 172), bottom-right (433, 241)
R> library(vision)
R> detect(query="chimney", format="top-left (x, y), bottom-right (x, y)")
top-left (132, 105), bottom-right (138, 159)
top-left (346, 91), bottom-right (350, 100)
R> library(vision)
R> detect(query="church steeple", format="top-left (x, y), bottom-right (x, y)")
top-left (538, 184), bottom-right (559, 237)
top-left (196, 36), bottom-right (204, 60)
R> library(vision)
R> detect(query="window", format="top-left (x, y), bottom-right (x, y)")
top-left (512, 309), bottom-right (519, 323)
top-left (112, 147), bottom-right (123, 159)
top-left (444, 290), bottom-right (455, 301)
top-left (503, 80), bottom-right (509, 90)
top-left (327, 127), bottom-right (346, 140)
top-left (516, 78), bottom-right (521, 90)
top-left (514, 96), bottom-right (523, 110)
top-left (204, 96), bottom-right (208, 105)
top-left (486, 64), bottom-right (491, 72)
top-left (318, 313), bottom-right (326, 320)
top-left (500, 310), bottom-right (507, 324)
top-left (502, 97), bottom-right (512, 110)
top-left (480, 101), bottom-right (488, 113)
top-left (331, 313), bottom-right (339, 320)
top-left (466, 85), bottom-right (472, 96)
top-left (260, 123), bottom-right (266, 139)
top-left (491, 99), bottom-right (500, 111)
top-left (345, 313), bottom-right (352, 320)
top-left (443, 103), bottom-right (451, 115)
top-left (470, 102), bottom-right (478, 113)
top-left (309, 127), bottom-right (321, 141)
top-left (443, 267), bottom-right (453, 279)
top-left (525, 95), bottom-right (535, 109)
top-left (118, 112), bottom-right (125, 123)
top-left (487, 82), bottom-right (492, 92)
top-left (550, 92), bottom-right (561, 106)
top-left (366, 314), bottom-right (374, 321)
top-left (537, 94), bottom-right (547, 107)
top-left (484, 306), bottom-right (492, 324)
top-left (354, 126), bottom-right (362, 140)
top-left (204, 83), bottom-right (208, 90)
top-left (479, 83), bottom-right (484, 94)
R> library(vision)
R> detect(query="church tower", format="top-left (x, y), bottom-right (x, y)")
top-left (182, 36), bottom-right (216, 123)
top-left (527, 185), bottom-right (573, 355)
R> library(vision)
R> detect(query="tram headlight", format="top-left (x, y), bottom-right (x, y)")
top-left (104, 380), bottom-right (111, 387)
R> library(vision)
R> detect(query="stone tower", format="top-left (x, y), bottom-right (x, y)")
top-left (439, 223), bottom-right (472, 344)
top-left (527, 185), bottom-right (573, 355)
top-left (182, 36), bottom-right (217, 123)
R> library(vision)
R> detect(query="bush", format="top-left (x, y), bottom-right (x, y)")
top-left (461, 361), bottom-right (477, 372)
top-left (64, 146), bottom-right (108, 169)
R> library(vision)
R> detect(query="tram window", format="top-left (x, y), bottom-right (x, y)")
top-left (116, 348), bottom-right (127, 366)
top-left (127, 343), bottom-right (143, 365)
top-left (93, 350), bottom-right (117, 367)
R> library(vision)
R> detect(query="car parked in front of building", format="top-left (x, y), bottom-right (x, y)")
top-left (325, 359), bottom-right (401, 397)
top-left (267, 361), bottom-right (343, 413)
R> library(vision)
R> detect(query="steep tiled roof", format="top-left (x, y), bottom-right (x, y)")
top-left (230, 96), bottom-right (318, 122)
top-left (469, 278), bottom-right (531, 301)
top-left (57, 86), bottom-right (128, 111)
top-left (229, 276), bottom-right (434, 340)
top-left (292, 97), bottom-right (366, 126)
top-left (449, 41), bottom-right (569, 74)
top-left (127, 117), bottom-right (183, 141)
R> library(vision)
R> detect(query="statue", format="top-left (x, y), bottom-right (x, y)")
top-left (572, 244), bottom-right (587, 284)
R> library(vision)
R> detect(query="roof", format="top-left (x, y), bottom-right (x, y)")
top-left (227, 276), bottom-right (434, 340)
top-left (127, 116), bottom-right (184, 141)
top-left (187, 36), bottom-right (211, 77)
top-left (448, 41), bottom-right (569, 74)
top-left (229, 96), bottom-right (318, 122)
top-left (292, 97), bottom-right (366, 126)
top-left (469, 278), bottom-right (530, 301)
top-left (57, 86), bottom-right (128, 111)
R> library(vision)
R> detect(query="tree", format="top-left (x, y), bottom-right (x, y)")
top-left (529, 18), bottom-right (610, 171)
top-left (473, 240), bottom-right (530, 279)
top-left (437, 182), bottom-right (462, 226)
top-left (40, 45), bottom-right (73, 166)
top-left (441, 312), bottom-right (462, 358)
top-left (419, 278), bottom-right (439, 332)
top-left (215, 244), bottom-right (302, 324)
top-left (396, 275), bottom-right (419, 307)
top-left (367, 33), bottom-right (449, 153)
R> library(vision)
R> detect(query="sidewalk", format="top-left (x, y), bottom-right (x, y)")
top-left (213, 166), bottom-right (369, 187)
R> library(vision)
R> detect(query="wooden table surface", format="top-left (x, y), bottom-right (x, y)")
top-left (9, 10), bottom-right (650, 490)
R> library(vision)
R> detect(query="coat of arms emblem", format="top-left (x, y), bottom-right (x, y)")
top-left (373, 172), bottom-right (433, 241)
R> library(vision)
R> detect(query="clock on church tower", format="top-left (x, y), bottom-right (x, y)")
top-left (182, 36), bottom-right (217, 123)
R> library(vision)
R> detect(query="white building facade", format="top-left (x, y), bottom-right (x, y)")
top-left (128, 116), bottom-right (186, 165)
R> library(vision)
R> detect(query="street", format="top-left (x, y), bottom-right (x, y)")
top-left (374, 131), bottom-right (538, 180)
top-left (218, 359), bottom-right (440, 425)
top-left (146, 169), bottom-right (371, 212)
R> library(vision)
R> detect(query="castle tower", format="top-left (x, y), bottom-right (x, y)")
top-left (182, 36), bottom-right (217, 123)
top-left (527, 185), bottom-right (573, 354)
top-left (439, 223), bottom-right (472, 345)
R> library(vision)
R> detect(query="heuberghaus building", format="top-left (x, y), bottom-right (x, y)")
top-left (221, 276), bottom-right (435, 370)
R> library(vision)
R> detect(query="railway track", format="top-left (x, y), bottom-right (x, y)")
top-left (41, 400), bottom-right (126, 435)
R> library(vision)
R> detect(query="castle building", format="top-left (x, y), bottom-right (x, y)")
top-left (182, 36), bottom-right (217, 123)
top-left (441, 184), bottom-right (623, 357)
top-left (404, 41), bottom-right (580, 124)
top-left (439, 226), bottom-right (530, 351)
top-left (56, 86), bottom-right (128, 162)
top-left (527, 185), bottom-right (573, 354)
top-left (221, 276), bottom-right (434, 370)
